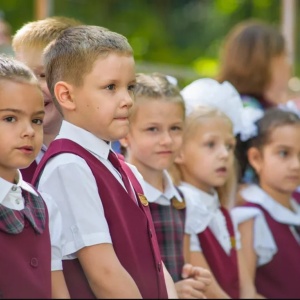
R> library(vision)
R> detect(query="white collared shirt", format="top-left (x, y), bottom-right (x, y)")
top-left (231, 184), bottom-right (300, 266)
top-left (178, 182), bottom-right (241, 255)
top-left (143, 170), bottom-right (183, 206)
top-left (0, 171), bottom-right (63, 271)
top-left (35, 144), bottom-right (47, 164)
top-left (37, 120), bottom-right (141, 259)
top-left (0, 170), bottom-right (37, 210)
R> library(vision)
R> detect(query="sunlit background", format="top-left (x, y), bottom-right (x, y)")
top-left (1, 0), bottom-right (300, 97)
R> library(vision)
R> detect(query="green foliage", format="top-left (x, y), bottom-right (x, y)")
top-left (0, 0), bottom-right (296, 86)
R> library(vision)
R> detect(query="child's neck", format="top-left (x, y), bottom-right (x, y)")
top-left (144, 171), bottom-right (165, 192)
top-left (261, 184), bottom-right (293, 211)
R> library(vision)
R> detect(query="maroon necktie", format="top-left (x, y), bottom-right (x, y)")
top-left (108, 151), bottom-right (136, 203)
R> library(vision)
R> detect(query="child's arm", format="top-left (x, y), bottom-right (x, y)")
top-left (189, 250), bottom-right (231, 299)
top-left (162, 261), bottom-right (178, 299)
top-left (77, 243), bottom-right (142, 298)
top-left (51, 270), bottom-right (70, 299)
top-left (238, 219), bottom-right (266, 299)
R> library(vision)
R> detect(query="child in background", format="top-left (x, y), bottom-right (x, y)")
top-left (119, 72), bottom-right (212, 299)
top-left (12, 16), bottom-right (82, 182)
top-left (174, 78), bottom-right (261, 298)
top-left (0, 55), bottom-right (69, 298)
top-left (232, 107), bottom-right (300, 298)
top-left (32, 25), bottom-right (177, 298)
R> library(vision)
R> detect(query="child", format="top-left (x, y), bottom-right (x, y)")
top-left (119, 72), bottom-right (212, 298)
top-left (12, 16), bottom-right (82, 182)
top-left (0, 55), bottom-right (68, 298)
top-left (32, 25), bottom-right (177, 298)
top-left (174, 78), bottom-right (260, 298)
top-left (232, 107), bottom-right (300, 298)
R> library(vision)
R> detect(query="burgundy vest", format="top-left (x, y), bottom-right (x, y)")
top-left (245, 202), bottom-right (300, 298)
top-left (197, 207), bottom-right (240, 298)
top-left (0, 189), bottom-right (51, 298)
top-left (20, 160), bottom-right (37, 183)
top-left (32, 139), bottom-right (168, 299)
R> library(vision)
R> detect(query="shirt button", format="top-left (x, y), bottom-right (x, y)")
top-left (15, 199), bottom-right (20, 205)
top-left (30, 258), bottom-right (39, 268)
top-left (157, 262), bottom-right (161, 272)
top-left (11, 185), bottom-right (17, 191)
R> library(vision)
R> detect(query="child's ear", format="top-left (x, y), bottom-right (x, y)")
top-left (174, 150), bottom-right (184, 164)
top-left (119, 137), bottom-right (129, 148)
top-left (54, 81), bottom-right (76, 111)
top-left (247, 147), bottom-right (262, 174)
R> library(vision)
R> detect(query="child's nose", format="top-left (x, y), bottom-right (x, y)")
top-left (121, 90), bottom-right (134, 108)
top-left (219, 145), bottom-right (230, 159)
top-left (160, 131), bottom-right (172, 145)
top-left (22, 122), bottom-right (35, 138)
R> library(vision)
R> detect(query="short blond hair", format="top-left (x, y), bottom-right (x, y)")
top-left (131, 72), bottom-right (185, 120)
top-left (0, 54), bottom-right (39, 86)
top-left (12, 16), bottom-right (82, 52)
top-left (44, 25), bottom-right (133, 113)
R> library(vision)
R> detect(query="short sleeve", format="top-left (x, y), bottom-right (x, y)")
top-left (231, 207), bottom-right (277, 266)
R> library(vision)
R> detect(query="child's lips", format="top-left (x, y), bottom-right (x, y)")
top-left (215, 167), bottom-right (227, 174)
top-left (17, 146), bottom-right (34, 154)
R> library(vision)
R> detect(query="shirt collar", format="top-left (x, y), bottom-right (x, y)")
top-left (179, 182), bottom-right (219, 212)
top-left (241, 184), bottom-right (300, 225)
top-left (143, 170), bottom-right (182, 205)
top-left (57, 120), bottom-right (111, 159)
top-left (0, 170), bottom-right (38, 204)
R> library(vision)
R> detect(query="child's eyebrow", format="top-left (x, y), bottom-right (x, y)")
top-left (0, 108), bottom-right (45, 115)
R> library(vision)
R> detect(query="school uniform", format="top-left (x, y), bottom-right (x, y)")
top-left (20, 144), bottom-right (47, 183)
top-left (0, 171), bottom-right (51, 298)
top-left (232, 184), bottom-right (300, 298)
top-left (142, 170), bottom-right (185, 282)
top-left (32, 120), bottom-right (168, 299)
top-left (178, 182), bottom-right (241, 299)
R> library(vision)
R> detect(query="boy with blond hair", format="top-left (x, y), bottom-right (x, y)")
top-left (32, 25), bottom-right (177, 298)
top-left (12, 16), bottom-right (82, 182)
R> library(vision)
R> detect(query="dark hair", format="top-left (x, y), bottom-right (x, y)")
top-left (236, 107), bottom-right (300, 183)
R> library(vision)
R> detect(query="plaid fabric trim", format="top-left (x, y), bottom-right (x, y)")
top-left (149, 202), bottom-right (185, 282)
top-left (0, 188), bottom-right (46, 234)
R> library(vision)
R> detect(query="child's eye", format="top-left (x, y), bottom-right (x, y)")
top-left (226, 143), bottom-right (235, 151)
top-left (32, 119), bottom-right (43, 125)
top-left (279, 150), bottom-right (288, 158)
top-left (128, 84), bottom-right (136, 92)
top-left (39, 73), bottom-right (46, 79)
top-left (171, 126), bottom-right (182, 131)
top-left (106, 84), bottom-right (116, 90)
top-left (147, 127), bottom-right (158, 132)
top-left (4, 116), bottom-right (16, 123)
top-left (206, 141), bottom-right (215, 148)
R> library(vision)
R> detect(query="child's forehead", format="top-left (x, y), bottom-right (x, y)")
top-left (267, 124), bottom-right (300, 146)
top-left (192, 116), bottom-right (234, 137)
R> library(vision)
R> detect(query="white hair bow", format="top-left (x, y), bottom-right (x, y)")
top-left (181, 78), bottom-right (243, 135)
top-left (239, 107), bottom-right (264, 141)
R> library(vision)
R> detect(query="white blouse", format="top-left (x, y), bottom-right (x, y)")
top-left (143, 170), bottom-right (183, 205)
top-left (231, 184), bottom-right (300, 266)
top-left (179, 182), bottom-right (240, 255)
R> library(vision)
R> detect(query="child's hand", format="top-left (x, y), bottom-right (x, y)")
top-left (175, 264), bottom-right (212, 298)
